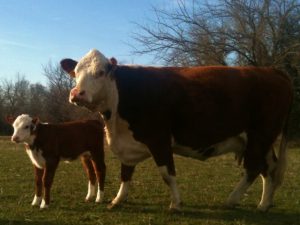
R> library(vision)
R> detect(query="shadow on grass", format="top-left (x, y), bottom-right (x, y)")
top-left (104, 201), bottom-right (300, 224)
top-left (0, 219), bottom-right (64, 225)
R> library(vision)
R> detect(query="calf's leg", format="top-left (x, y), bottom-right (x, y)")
top-left (41, 159), bottom-right (58, 209)
top-left (32, 166), bottom-right (44, 206)
top-left (91, 157), bottom-right (106, 203)
top-left (81, 156), bottom-right (97, 202)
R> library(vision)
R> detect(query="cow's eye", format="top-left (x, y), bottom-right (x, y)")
top-left (24, 125), bottom-right (29, 129)
top-left (96, 70), bottom-right (105, 78)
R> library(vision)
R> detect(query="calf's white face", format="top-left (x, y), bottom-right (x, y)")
top-left (11, 114), bottom-right (35, 144)
top-left (67, 49), bottom-right (114, 111)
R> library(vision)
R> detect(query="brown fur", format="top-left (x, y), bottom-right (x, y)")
top-left (28, 120), bottom-right (105, 207)
top-left (61, 57), bottom-right (293, 210)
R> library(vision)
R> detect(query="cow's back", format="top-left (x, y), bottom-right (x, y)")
top-left (114, 66), bottom-right (292, 148)
top-left (171, 67), bottom-right (292, 147)
top-left (35, 120), bottom-right (104, 158)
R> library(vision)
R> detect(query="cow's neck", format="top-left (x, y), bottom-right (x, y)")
top-left (99, 79), bottom-right (119, 148)
top-left (24, 135), bottom-right (37, 150)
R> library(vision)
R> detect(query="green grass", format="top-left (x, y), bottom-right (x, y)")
top-left (0, 136), bottom-right (300, 225)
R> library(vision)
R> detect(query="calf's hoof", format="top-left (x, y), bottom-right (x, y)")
top-left (107, 202), bottom-right (117, 210)
top-left (95, 191), bottom-right (104, 203)
top-left (169, 201), bottom-right (182, 213)
top-left (39, 199), bottom-right (49, 210)
top-left (31, 195), bottom-right (42, 207)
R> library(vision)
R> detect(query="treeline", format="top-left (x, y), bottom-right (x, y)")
top-left (0, 62), bottom-right (98, 135)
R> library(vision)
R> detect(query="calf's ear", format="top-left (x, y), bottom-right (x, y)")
top-left (60, 58), bottom-right (78, 78)
top-left (32, 117), bottom-right (40, 125)
top-left (5, 115), bottom-right (16, 125)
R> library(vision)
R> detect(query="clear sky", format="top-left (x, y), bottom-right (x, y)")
top-left (0, 0), bottom-right (173, 84)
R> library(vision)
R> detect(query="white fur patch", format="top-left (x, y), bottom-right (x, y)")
top-left (96, 183), bottom-right (104, 203)
top-left (111, 181), bottom-right (129, 205)
top-left (85, 181), bottom-right (96, 201)
top-left (226, 172), bottom-right (251, 206)
top-left (31, 195), bottom-right (42, 206)
top-left (158, 166), bottom-right (181, 210)
top-left (172, 133), bottom-right (246, 162)
top-left (106, 114), bottom-right (151, 166)
top-left (40, 199), bottom-right (48, 209)
top-left (75, 49), bottom-right (108, 77)
top-left (26, 149), bottom-right (46, 169)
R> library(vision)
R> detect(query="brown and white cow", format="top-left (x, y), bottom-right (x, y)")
top-left (61, 49), bottom-right (293, 212)
top-left (8, 114), bottom-right (106, 209)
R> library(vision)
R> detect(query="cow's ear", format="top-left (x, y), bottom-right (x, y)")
top-left (107, 57), bottom-right (118, 73)
top-left (110, 57), bottom-right (117, 66)
top-left (60, 58), bottom-right (78, 78)
top-left (32, 117), bottom-right (40, 125)
top-left (5, 115), bottom-right (16, 125)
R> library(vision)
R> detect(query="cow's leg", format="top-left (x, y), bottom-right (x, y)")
top-left (41, 159), bottom-right (59, 209)
top-left (91, 156), bottom-right (106, 203)
top-left (108, 164), bottom-right (135, 209)
top-left (81, 156), bottom-right (97, 202)
top-left (226, 132), bottom-right (269, 208)
top-left (152, 146), bottom-right (181, 211)
top-left (226, 171), bottom-right (254, 207)
top-left (31, 166), bottom-right (44, 206)
top-left (258, 147), bottom-right (284, 211)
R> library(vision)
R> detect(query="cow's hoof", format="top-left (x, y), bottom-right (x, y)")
top-left (107, 202), bottom-right (117, 210)
top-left (95, 198), bottom-right (104, 204)
top-left (39, 205), bottom-right (49, 210)
top-left (257, 204), bottom-right (273, 212)
top-left (224, 202), bottom-right (239, 209)
top-left (169, 207), bottom-right (181, 214)
top-left (85, 198), bottom-right (92, 203)
top-left (169, 201), bottom-right (182, 213)
top-left (85, 195), bottom-right (95, 202)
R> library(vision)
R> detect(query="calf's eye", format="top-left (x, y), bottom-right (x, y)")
top-left (24, 126), bottom-right (29, 129)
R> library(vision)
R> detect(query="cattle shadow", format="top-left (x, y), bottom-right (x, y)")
top-left (0, 219), bottom-right (64, 225)
top-left (104, 201), bottom-right (300, 224)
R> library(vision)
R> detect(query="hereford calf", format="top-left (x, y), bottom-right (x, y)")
top-left (8, 114), bottom-right (105, 209)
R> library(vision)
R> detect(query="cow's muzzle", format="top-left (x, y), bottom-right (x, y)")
top-left (69, 88), bottom-right (87, 104)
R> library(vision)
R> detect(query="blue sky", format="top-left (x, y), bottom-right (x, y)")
top-left (0, 0), bottom-right (174, 84)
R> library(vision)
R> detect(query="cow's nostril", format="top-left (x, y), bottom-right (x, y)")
top-left (12, 136), bottom-right (20, 142)
top-left (79, 90), bottom-right (85, 96)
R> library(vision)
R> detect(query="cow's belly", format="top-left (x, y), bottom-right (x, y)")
top-left (105, 115), bottom-right (151, 166)
top-left (172, 133), bottom-right (247, 161)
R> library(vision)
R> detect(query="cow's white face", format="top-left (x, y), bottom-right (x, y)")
top-left (11, 114), bottom-right (36, 144)
top-left (63, 49), bottom-right (115, 112)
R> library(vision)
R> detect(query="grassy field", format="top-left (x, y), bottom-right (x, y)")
top-left (0, 136), bottom-right (299, 225)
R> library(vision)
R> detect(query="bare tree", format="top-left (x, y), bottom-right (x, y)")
top-left (43, 61), bottom-right (96, 122)
top-left (1, 74), bottom-right (30, 115)
top-left (133, 0), bottom-right (300, 69)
